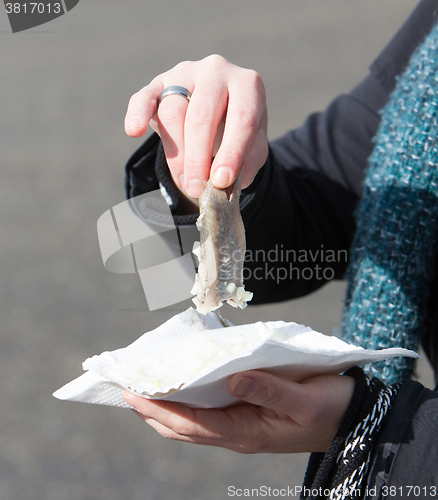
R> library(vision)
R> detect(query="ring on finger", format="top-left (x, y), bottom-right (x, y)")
top-left (159, 86), bottom-right (192, 105)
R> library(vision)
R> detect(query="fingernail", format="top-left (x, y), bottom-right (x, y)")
top-left (179, 174), bottom-right (185, 189)
top-left (231, 377), bottom-right (256, 398)
top-left (187, 178), bottom-right (205, 198)
top-left (125, 118), bottom-right (141, 132)
top-left (211, 167), bottom-right (231, 188)
top-left (123, 391), bottom-right (136, 405)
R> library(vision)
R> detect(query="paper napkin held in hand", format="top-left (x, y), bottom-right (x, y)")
top-left (53, 308), bottom-right (419, 409)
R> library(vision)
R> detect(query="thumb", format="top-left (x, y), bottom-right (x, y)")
top-left (229, 371), bottom-right (294, 410)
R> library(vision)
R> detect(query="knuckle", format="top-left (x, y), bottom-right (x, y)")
top-left (128, 86), bottom-right (155, 111)
top-left (204, 54), bottom-right (227, 68)
top-left (199, 55), bottom-right (231, 83)
top-left (187, 105), bottom-right (215, 128)
top-left (172, 422), bottom-right (195, 438)
top-left (246, 68), bottom-right (266, 94)
top-left (172, 59), bottom-right (194, 73)
top-left (128, 90), bottom-right (143, 107)
top-left (185, 156), bottom-right (207, 169)
top-left (240, 69), bottom-right (266, 107)
top-left (158, 99), bottom-right (186, 124)
top-left (258, 383), bottom-right (285, 408)
top-left (127, 93), bottom-right (137, 106)
top-left (222, 148), bottom-right (246, 167)
top-left (184, 158), bottom-right (209, 179)
top-left (232, 108), bottom-right (259, 133)
top-left (237, 434), bottom-right (266, 455)
top-left (160, 428), bottom-right (177, 440)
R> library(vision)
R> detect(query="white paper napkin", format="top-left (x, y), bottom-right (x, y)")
top-left (53, 308), bottom-right (419, 409)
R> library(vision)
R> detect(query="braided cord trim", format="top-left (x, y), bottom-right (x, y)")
top-left (328, 380), bottom-right (401, 500)
top-left (301, 368), bottom-right (401, 500)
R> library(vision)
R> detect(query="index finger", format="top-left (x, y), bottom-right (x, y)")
top-left (124, 79), bottom-right (164, 137)
top-left (123, 390), bottom-right (262, 447)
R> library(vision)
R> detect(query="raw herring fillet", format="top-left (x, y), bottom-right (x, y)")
top-left (191, 178), bottom-right (252, 314)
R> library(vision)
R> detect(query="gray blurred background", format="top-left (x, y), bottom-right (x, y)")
top-left (0, 1), bottom-right (433, 499)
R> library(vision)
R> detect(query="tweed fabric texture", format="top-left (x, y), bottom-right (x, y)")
top-left (341, 23), bottom-right (438, 385)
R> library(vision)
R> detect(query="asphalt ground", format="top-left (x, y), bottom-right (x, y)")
top-left (0, 1), bottom-right (433, 499)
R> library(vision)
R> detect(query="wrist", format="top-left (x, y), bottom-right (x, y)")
top-left (302, 367), bottom-right (401, 498)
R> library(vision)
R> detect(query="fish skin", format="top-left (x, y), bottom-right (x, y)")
top-left (192, 177), bottom-right (253, 314)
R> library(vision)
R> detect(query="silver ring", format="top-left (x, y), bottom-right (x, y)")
top-left (159, 86), bottom-right (192, 104)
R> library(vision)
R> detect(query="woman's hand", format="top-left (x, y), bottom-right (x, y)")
top-left (124, 55), bottom-right (268, 199)
top-left (123, 370), bottom-right (355, 454)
